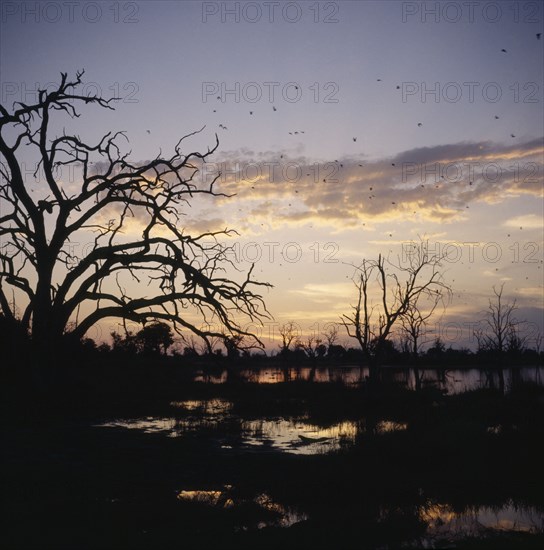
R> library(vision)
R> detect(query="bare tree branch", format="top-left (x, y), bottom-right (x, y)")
top-left (0, 71), bottom-right (272, 353)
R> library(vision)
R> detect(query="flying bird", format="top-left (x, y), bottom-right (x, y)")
top-left (417, 123), bottom-right (422, 127)
top-left (146, 130), bottom-right (151, 134)
top-left (511, 133), bottom-right (516, 138)
top-left (501, 48), bottom-right (507, 53)
top-left (273, 106), bottom-right (277, 111)
top-left (353, 137), bottom-right (357, 142)
top-left (494, 115), bottom-right (499, 119)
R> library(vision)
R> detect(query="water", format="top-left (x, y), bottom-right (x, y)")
top-left (98, 399), bottom-right (363, 454)
top-left (93, 368), bottom-right (544, 545)
top-left (177, 486), bottom-right (308, 528)
top-left (418, 501), bottom-right (544, 548)
top-left (194, 365), bottom-right (543, 394)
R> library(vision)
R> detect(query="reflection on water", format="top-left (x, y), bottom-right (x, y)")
top-left (377, 420), bottom-right (409, 433)
top-left (99, 399), bottom-right (366, 454)
top-left (419, 501), bottom-right (544, 547)
top-left (192, 366), bottom-right (543, 394)
top-left (97, 406), bottom-right (354, 455)
top-left (177, 486), bottom-right (308, 528)
top-left (96, 399), bottom-right (409, 455)
top-left (170, 398), bottom-right (232, 414)
top-left (94, 393), bottom-right (544, 544)
top-left (242, 418), bottom-right (357, 454)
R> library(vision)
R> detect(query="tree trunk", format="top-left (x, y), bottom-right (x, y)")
top-left (413, 366), bottom-right (422, 392)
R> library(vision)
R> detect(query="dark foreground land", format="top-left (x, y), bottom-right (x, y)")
top-left (2, 361), bottom-right (544, 549)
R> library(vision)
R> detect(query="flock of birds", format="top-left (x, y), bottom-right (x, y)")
top-left (209, 42), bottom-right (542, 139)
top-left (134, 39), bottom-right (542, 278)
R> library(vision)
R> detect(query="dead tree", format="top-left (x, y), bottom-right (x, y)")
top-left (0, 71), bottom-right (271, 361)
top-left (341, 242), bottom-right (451, 383)
top-left (400, 293), bottom-right (443, 390)
top-left (475, 284), bottom-right (526, 392)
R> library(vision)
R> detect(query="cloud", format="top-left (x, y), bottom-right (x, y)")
top-left (193, 138), bottom-right (543, 232)
top-left (82, 138), bottom-right (542, 237)
top-left (503, 214), bottom-right (543, 229)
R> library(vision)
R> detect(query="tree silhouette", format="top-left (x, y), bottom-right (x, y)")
top-left (278, 321), bottom-right (299, 356)
top-left (341, 242), bottom-right (451, 382)
top-left (475, 284), bottom-right (525, 355)
top-left (474, 284), bottom-right (527, 392)
top-left (400, 293), bottom-right (443, 390)
top-left (136, 322), bottom-right (174, 356)
top-left (0, 71), bottom-right (271, 358)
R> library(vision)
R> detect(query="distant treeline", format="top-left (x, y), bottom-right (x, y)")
top-left (1, 314), bottom-right (541, 369)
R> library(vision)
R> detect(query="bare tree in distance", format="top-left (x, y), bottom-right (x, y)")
top-left (322, 323), bottom-right (339, 348)
top-left (0, 71), bottom-right (271, 360)
top-left (341, 242), bottom-right (451, 383)
top-left (278, 321), bottom-right (300, 356)
top-left (474, 283), bottom-right (527, 392)
top-left (400, 292), bottom-right (444, 391)
top-left (296, 335), bottom-right (323, 360)
top-left (474, 284), bottom-right (526, 355)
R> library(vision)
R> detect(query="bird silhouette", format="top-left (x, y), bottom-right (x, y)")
top-left (494, 115), bottom-right (499, 119)
top-left (417, 123), bottom-right (422, 127)
top-left (511, 133), bottom-right (516, 138)
top-left (249, 111), bottom-right (253, 115)
top-left (146, 130), bottom-right (151, 134)
top-left (501, 48), bottom-right (507, 53)
top-left (273, 106), bottom-right (277, 111)
top-left (353, 137), bottom-right (357, 142)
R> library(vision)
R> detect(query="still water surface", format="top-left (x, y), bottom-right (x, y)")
top-left (95, 367), bottom-right (544, 545)
top-left (194, 365), bottom-right (543, 394)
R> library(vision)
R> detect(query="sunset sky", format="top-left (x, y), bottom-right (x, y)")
top-left (1, 1), bottom-right (543, 350)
